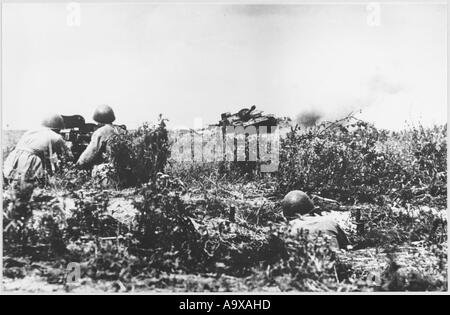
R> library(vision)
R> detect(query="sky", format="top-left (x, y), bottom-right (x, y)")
top-left (1, 2), bottom-right (447, 130)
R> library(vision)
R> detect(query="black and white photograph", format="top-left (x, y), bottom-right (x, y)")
top-left (1, 0), bottom-right (448, 295)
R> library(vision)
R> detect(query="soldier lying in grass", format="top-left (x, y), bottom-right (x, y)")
top-left (282, 190), bottom-right (350, 250)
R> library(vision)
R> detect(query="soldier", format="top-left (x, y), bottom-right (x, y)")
top-left (288, 215), bottom-right (350, 250)
top-left (282, 190), bottom-right (350, 250)
top-left (3, 114), bottom-right (73, 184)
top-left (76, 105), bottom-right (124, 186)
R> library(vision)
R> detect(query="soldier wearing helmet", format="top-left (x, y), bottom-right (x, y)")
top-left (3, 114), bottom-right (73, 183)
top-left (76, 105), bottom-right (124, 185)
top-left (282, 190), bottom-right (350, 250)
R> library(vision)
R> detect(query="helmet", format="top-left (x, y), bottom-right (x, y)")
top-left (41, 114), bottom-right (65, 130)
top-left (93, 105), bottom-right (116, 124)
top-left (282, 190), bottom-right (314, 219)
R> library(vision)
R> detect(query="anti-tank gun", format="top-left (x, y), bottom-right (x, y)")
top-left (61, 115), bottom-right (127, 161)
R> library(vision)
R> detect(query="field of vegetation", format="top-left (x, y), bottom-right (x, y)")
top-left (2, 116), bottom-right (447, 292)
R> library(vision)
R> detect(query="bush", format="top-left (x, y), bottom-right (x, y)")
top-left (350, 206), bottom-right (447, 249)
top-left (3, 183), bottom-right (67, 258)
top-left (379, 260), bottom-right (447, 291)
top-left (277, 117), bottom-right (447, 206)
top-left (108, 116), bottom-right (171, 187)
top-left (378, 124), bottom-right (447, 207)
top-left (65, 191), bottom-right (124, 240)
top-left (131, 173), bottom-right (206, 272)
top-left (248, 226), bottom-right (355, 291)
top-left (52, 163), bottom-right (92, 190)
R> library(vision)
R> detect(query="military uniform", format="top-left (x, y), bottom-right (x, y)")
top-left (3, 127), bottom-right (73, 182)
top-left (76, 124), bottom-right (123, 186)
top-left (289, 215), bottom-right (350, 250)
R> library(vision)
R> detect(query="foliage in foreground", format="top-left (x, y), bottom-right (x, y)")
top-left (3, 176), bottom-right (447, 292)
top-left (2, 117), bottom-right (447, 292)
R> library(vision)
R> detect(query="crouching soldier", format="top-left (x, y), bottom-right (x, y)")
top-left (3, 114), bottom-right (73, 186)
top-left (282, 190), bottom-right (350, 250)
top-left (76, 105), bottom-right (124, 187)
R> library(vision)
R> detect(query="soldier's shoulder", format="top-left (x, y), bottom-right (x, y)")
top-left (93, 124), bottom-right (112, 134)
top-left (93, 124), bottom-right (122, 138)
top-left (290, 215), bottom-right (339, 232)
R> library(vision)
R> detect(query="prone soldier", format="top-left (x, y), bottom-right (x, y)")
top-left (282, 190), bottom-right (350, 250)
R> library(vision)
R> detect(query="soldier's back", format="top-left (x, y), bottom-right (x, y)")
top-left (289, 215), bottom-right (350, 249)
top-left (16, 128), bottom-right (63, 155)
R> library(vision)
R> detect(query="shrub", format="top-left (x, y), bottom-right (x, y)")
top-left (277, 117), bottom-right (447, 206)
top-left (131, 173), bottom-right (206, 272)
top-left (52, 163), bottom-right (92, 190)
top-left (248, 226), bottom-right (354, 291)
top-left (108, 116), bottom-right (171, 187)
top-left (378, 251), bottom-right (447, 291)
top-left (65, 191), bottom-right (124, 240)
top-left (350, 206), bottom-right (447, 249)
top-left (3, 183), bottom-right (68, 258)
top-left (3, 180), bottom-right (38, 255)
top-left (377, 124), bottom-right (447, 207)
